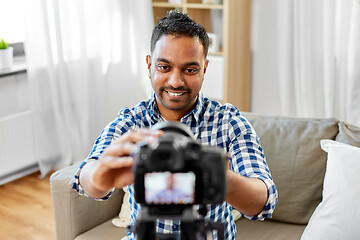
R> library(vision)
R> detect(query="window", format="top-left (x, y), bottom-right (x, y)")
top-left (0, 0), bottom-right (26, 56)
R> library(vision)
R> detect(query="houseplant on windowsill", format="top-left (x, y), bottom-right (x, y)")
top-left (0, 39), bottom-right (13, 70)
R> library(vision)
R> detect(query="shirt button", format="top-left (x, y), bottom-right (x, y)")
top-left (173, 224), bottom-right (178, 230)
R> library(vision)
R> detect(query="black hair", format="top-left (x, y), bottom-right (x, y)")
top-left (150, 10), bottom-right (210, 57)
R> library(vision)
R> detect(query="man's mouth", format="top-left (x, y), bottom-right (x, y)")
top-left (165, 90), bottom-right (186, 97)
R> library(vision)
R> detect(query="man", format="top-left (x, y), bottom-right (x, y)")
top-left (148, 173), bottom-right (191, 204)
top-left (73, 10), bottom-right (277, 240)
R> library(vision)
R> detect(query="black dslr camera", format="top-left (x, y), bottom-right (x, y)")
top-left (130, 121), bottom-right (226, 240)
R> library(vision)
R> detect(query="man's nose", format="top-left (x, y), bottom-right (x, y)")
top-left (168, 70), bottom-right (184, 88)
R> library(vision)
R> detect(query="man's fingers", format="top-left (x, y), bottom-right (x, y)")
top-left (104, 142), bottom-right (135, 156)
top-left (104, 129), bottom-right (163, 157)
top-left (113, 129), bottom-right (163, 144)
top-left (100, 155), bottom-right (134, 168)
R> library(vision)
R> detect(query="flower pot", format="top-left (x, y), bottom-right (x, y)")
top-left (0, 47), bottom-right (14, 70)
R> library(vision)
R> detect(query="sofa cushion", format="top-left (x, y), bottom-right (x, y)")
top-left (75, 219), bottom-right (127, 240)
top-left (236, 218), bottom-right (306, 240)
top-left (242, 113), bottom-right (339, 224)
top-left (300, 140), bottom-right (360, 239)
top-left (50, 162), bottom-right (123, 240)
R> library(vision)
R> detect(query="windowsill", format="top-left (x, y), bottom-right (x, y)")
top-left (0, 56), bottom-right (27, 77)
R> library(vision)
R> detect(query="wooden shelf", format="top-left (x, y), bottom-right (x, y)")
top-left (152, 2), bottom-right (223, 9)
top-left (152, 2), bottom-right (183, 8)
top-left (187, 3), bottom-right (224, 9)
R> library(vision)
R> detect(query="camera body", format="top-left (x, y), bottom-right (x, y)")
top-left (132, 121), bottom-right (226, 207)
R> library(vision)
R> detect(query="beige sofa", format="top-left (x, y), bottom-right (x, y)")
top-left (50, 113), bottom-right (360, 240)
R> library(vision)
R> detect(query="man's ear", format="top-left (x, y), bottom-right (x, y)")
top-left (146, 55), bottom-right (152, 70)
top-left (203, 59), bottom-right (209, 74)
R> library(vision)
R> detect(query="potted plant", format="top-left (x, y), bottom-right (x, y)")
top-left (0, 38), bottom-right (13, 70)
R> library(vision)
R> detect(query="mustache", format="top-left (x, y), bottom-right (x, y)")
top-left (161, 86), bottom-right (190, 92)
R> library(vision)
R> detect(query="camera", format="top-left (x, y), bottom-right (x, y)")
top-left (132, 121), bottom-right (226, 206)
top-left (130, 121), bottom-right (227, 240)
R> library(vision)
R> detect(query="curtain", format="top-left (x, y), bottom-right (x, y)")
top-left (24, 0), bottom-right (153, 177)
top-left (251, 0), bottom-right (360, 127)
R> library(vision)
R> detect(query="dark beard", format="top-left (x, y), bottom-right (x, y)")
top-left (155, 89), bottom-right (198, 111)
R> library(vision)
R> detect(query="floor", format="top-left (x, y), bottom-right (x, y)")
top-left (0, 171), bottom-right (55, 240)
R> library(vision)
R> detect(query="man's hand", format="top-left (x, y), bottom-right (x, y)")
top-left (79, 129), bottom-right (162, 199)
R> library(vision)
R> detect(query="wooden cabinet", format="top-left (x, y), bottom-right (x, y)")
top-left (151, 0), bottom-right (251, 111)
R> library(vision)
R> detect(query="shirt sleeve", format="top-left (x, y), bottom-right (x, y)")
top-left (227, 114), bottom-right (278, 220)
top-left (72, 158), bottom-right (115, 201)
top-left (72, 111), bottom-right (134, 200)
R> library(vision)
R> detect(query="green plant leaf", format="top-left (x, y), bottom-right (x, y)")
top-left (0, 39), bottom-right (8, 49)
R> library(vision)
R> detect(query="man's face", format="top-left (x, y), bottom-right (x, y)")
top-left (146, 34), bottom-right (208, 119)
top-left (166, 174), bottom-right (175, 190)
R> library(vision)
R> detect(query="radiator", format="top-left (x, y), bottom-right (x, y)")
top-left (0, 111), bottom-right (38, 183)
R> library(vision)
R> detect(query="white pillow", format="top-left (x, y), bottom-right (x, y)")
top-left (233, 209), bottom-right (242, 221)
top-left (112, 187), bottom-right (131, 228)
top-left (301, 140), bottom-right (360, 240)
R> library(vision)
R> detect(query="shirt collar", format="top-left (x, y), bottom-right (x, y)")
top-left (181, 91), bottom-right (204, 123)
top-left (149, 93), bottom-right (160, 124)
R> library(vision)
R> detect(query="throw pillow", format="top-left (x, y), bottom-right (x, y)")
top-left (233, 209), bottom-right (242, 221)
top-left (301, 140), bottom-right (360, 240)
top-left (243, 113), bottom-right (339, 224)
top-left (112, 187), bottom-right (131, 228)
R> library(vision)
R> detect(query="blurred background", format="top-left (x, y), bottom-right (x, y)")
top-left (0, 0), bottom-right (359, 182)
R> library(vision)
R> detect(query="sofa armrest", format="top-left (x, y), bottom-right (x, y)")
top-left (50, 162), bottom-right (124, 240)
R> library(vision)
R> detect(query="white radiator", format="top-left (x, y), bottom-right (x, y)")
top-left (0, 111), bottom-right (38, 183)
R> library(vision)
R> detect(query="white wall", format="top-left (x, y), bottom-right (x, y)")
top-left (202, 55), bottom-right (224, 101)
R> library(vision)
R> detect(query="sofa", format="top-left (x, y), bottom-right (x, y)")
top-left (50, 113), bottom-right (360, 240)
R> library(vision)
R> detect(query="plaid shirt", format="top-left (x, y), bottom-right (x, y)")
top-left (73, 92), bottom-right (278, 240)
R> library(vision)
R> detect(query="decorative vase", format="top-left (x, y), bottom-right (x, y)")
top-left (0, 47), bottom-right (14, 70)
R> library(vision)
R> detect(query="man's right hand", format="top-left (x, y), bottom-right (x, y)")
top-left (79, 129), bottom-right (163, 199)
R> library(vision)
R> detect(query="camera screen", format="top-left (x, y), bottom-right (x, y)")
top-left (144, 172), bottom-right (195, 204)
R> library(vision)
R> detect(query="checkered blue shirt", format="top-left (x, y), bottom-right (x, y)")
top-left (73, 92), bottom-right (277, 240)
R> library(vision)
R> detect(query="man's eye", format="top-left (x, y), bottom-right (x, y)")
top-left (157, 65), bottom-right (169, 71)
top-left (185, 68), bottom-right (199, 74)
